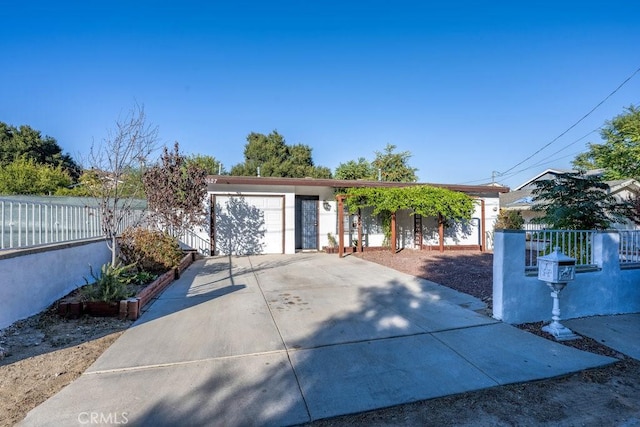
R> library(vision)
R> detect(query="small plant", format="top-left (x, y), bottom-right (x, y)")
top-left (125, 270), bottom-right (157, 285)
top-left (81, 262), bottom-right (136, 302)
top-left (327, 232), bottom-right (337, 248)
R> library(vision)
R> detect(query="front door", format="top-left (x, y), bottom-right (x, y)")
top-left (295, 196), bottom-right (318, 250)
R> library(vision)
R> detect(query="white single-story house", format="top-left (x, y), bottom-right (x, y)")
top-left (500, 168), bottom-right (640, 229)
top-left (203, 176), bottom-right (508, 256)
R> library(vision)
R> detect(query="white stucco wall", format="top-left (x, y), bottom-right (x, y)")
top-left (493, 230), bottom-right (640, 324)
top-left (483, 197), bottom-right (500, 249)
top-left (0, 239), bottom-right (111, 329)
top-left (318, 200), bottom-right (337, 249)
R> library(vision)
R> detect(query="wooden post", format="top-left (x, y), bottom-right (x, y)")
top-left (337, 196), bottom-right (345, 258)
top-left (438, 213), bottom-right (444, 252)
top-left (480, 199), bottom-right (486, 252)
top-left (210, 194), bottom-right (216, 256)
top-left (357, 208), bottom-right (363, 252)
top-left (391, 211), bottom-right (397, 254)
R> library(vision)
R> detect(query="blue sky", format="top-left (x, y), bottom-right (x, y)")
top-left (2, 1), bottom-right (639, 188)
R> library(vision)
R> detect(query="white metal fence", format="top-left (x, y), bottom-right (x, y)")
top-left (619, 230), bottom-right (640, 265)
top-left (1, 197), bottom-right (145, 250)
top-left (525, 229), bottom-right (640, 270)
top-left (171, 229), bottom-right (212, 256)
top-left (525, 229), bottom-right (596, 269)
top-left (523, 223), bottom-right (547, 231)
top-left (1, 197), bottom-right (212, 256)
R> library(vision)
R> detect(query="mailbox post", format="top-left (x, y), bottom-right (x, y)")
top-left (538, 247), bottom-right (579, 341)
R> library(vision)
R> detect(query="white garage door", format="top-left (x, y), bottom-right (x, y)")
top-left (213, 195), bottom-right (284, 255)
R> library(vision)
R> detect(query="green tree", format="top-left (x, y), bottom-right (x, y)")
top-left (371, 144), bottom-right (418, 182)
top-left (572, 105), bottom-right (640, 180)
top-left (187, 154), bottom-right (226, 175)
top-left (230, 131), bottom-right (332, 178)
top-left (531, 171), bottom-right (636, 230)
top-left (0, 158), bottom-right (72, 195)
top-left (143, 142), bottom-right (209, 235)
top-left (334, 158), bottom-right (375, 180)
top-left (55, 170), bottom-right (100, 196)
top-left (0, 122), bottom-right (81, 180)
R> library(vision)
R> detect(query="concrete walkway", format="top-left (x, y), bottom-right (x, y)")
top-left (566, 313), bottom-right (640, 361)
top-left (21, 253), bottom-right (616, 426)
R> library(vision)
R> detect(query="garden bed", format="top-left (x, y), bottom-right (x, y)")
top-left (56, 251), bottom-right (196, 321)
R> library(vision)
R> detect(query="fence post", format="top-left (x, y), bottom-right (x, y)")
top-left (492, 230), bottom-right (526, 321)
top-left (593, 231), bottom-right (619, 272)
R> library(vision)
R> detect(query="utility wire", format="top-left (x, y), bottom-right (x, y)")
top-left (458, 129), bottom-right (600, 186)
top-left (524, 128), bottom-right (599, 169)
top-left (499, 66), bottom-right (640, 175)
top-left (458, 79), bottom-right (640, 187)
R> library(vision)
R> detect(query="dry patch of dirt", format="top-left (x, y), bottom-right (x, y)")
top-left (2, 249), bottom-right (639, 426)
top-left (356, 249), bottom-right (494, 307)
top-left (0, 308), bottom-right (131, 427)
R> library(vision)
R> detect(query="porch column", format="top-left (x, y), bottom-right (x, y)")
top-left (480, 199), bottom-right (486, 252)
top-left (438, 213), bottom-right (444, 252)
top-left (391, 211), bottom-right (397, 254)
top-left (357, 208), bottom-right (363, 253)
top-left (337, 196), bottom-right (345, 258)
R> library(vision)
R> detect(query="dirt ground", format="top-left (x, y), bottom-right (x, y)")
top-left (2, 249), bottom-right (639, 426)
top-left (0, 312), bottom-right (132, 426)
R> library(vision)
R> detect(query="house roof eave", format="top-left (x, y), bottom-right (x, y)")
top-left (206, 175), bottom-right (510, 196)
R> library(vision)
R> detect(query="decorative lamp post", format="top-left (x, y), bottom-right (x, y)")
top-left (537, 247), bottom-right (579, 341)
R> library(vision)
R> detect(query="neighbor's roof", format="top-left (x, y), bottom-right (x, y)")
top-left (500, 189), bottom-right (536, 210)
top-left (513, 168), bottom-right (605, 191)
top-left (501, 177), bottom-right (640, 210)
top-left (206, 175), bottom-right (510, 196)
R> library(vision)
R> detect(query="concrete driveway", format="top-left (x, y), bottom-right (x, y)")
top-left (21, 253), bottom-right (615, 426)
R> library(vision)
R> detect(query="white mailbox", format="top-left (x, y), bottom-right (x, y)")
top-left (537, 247), bottom-right (579, 341)
top-left (538, 247), bottom-right (576, 284)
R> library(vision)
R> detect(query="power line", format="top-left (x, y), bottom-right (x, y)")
top-left (459, 128), bottom-right (600, 186)
top-left (459, 75), bottom-right (640, 187)
top-left (524, 128), bottom-right (599, 169)
top-left (499, 66), bottom-right (640, 176)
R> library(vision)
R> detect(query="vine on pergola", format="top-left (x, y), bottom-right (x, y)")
top-left (340, 185), bottom-right (476, 251)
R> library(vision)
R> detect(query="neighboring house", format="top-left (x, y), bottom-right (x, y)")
top-left (500, 168), bottom-right (640, 229)
top-left (203, 176), bottom-right (508, 256)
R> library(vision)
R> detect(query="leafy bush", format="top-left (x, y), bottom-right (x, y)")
top-left (81, 263), bottom-right (136, 302)
top-left (119, 227), bottom-right (184, 272)
top-left (494, 209), bottom-right (524, 230)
